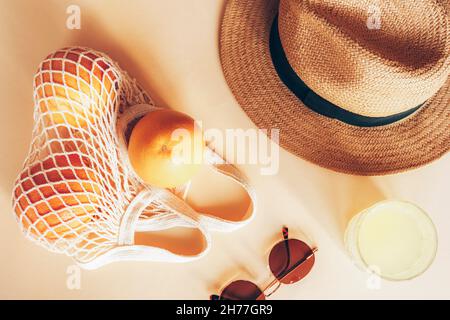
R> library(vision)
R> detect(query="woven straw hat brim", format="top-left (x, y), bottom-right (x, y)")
top-left (220, 0), bottom-right (450, 175)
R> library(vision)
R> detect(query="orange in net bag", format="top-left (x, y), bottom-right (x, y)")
top-left (12, 47), bottom-right (256, 269)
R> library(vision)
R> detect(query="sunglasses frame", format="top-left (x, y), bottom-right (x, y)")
top-left (211, 226), bottom-right (317, 300)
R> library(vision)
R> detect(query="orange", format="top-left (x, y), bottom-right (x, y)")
top-left (128, 109), bottom-right (204, 189)
top-left (13, 153), bottom-right (100, 240)
top-left (34, 48), bottom-right (119, 128)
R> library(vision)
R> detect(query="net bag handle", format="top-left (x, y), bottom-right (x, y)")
top-left (117, 104), bottom-right (256, 233)
top-left (77, 184), bottom-right (212, 270)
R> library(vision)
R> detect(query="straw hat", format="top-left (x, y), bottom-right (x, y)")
top-left (220, 0), bottom-right (449, 175)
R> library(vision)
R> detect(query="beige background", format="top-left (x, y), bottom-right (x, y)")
top-left (0, 0), bottom-right (449, 299)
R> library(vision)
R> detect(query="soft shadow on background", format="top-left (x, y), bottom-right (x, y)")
top-left (277, 153), bottom-right (385, 248)
top-left (69, 11), bottom-right (172, 108)
top-left (0, 0), bottom-right (66, 194)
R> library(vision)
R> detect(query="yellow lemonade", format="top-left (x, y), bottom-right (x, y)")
top-left (345, 200), bottom-right (437, 281)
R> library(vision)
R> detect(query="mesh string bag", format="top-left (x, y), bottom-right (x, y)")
top-left (12, 47), bottom-right (256, 269)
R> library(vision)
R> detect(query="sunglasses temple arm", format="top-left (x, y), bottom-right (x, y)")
top-left (260, 278), bottom-right (282, 299)
top-left (283, 236), bottom-right (292, 272)
top-left (282, 226), bottom-right (289, 239)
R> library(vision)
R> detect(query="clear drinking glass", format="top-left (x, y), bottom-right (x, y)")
top-left (344, 200), bottom-right (438, 281)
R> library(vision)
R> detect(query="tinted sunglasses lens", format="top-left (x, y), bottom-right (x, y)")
top-left (220, 280), bottom-right (265, 300)
top-left (269, 239), bottom-right (315, 284)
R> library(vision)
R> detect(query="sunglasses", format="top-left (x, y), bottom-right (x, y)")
top-left (211, 227), bottom-right (317, 300)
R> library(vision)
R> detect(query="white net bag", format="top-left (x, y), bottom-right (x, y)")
top-left (12, 47), bottom-right (256, 269)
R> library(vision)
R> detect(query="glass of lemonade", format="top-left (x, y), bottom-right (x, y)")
top-left (344, 200), bottom-right (438, 281)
